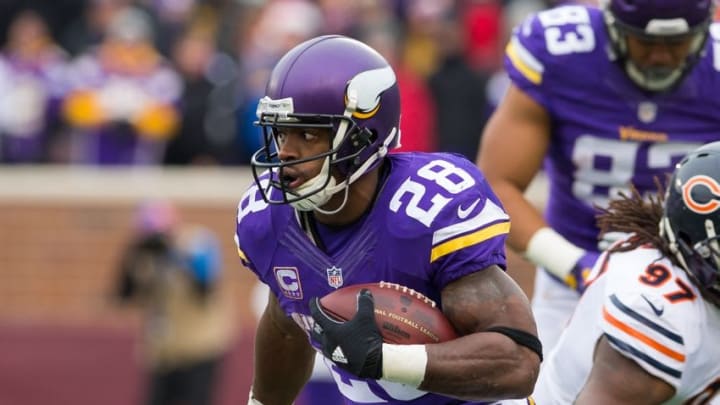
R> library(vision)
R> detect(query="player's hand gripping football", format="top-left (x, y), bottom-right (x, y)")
top-left (558, 250), bottom-right (599, 294)
top-left (310, 289), bottom-right (383, 379)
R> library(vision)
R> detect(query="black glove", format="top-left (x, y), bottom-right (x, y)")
top-left (310, 289), bottom-right (383, 379)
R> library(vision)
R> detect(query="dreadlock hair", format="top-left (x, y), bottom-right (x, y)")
top-left (596, 177), bottom-right (675, 262)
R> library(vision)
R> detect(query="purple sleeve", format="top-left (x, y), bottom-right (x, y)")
top-left (503, 5), bottom-right (603, 111)
top-left (503, 11), bottom-right (552, 108)
top-left (425, 156), bottom-right (511, 288)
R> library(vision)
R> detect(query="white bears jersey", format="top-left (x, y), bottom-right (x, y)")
top-left (533, 245), bottom-right (720, 404)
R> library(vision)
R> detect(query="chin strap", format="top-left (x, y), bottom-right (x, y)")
top-left (288, 90), bottom-right (359, 213)
top-left (624, 61), bottom-right (684, 92)
top-left (289, 156), bottom-right (350, 213)
top-left (661, 216), bottom-right (692, 273)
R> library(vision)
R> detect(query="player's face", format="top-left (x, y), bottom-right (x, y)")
top-left (275, 126), bottom-right (333, 189)
top-left (625, 33), bottom-right (694, 72)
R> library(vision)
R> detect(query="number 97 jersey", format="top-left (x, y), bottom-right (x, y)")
top-left (533, 247), bottom-right (720, 403)
top-left (505, 4), bottom-right (720, 252)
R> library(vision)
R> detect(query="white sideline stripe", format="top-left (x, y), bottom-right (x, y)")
top-left (0, 165), bottom-right (252, 203)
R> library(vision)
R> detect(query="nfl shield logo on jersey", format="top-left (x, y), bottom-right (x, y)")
top-left (326, 266), bottom-right (344, 289)
top-left (637, 101), bottom-right (657, 123)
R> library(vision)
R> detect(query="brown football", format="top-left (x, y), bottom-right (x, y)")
top-left (319, 281), bottom-right (457, 344)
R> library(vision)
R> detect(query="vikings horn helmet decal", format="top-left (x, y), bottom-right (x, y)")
top-left (346, 66), bottom-right (396, 120)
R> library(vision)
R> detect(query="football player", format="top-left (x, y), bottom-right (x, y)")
top-left (529, 141), bottom-right (720, 403)
top-left (235, 35), bottom-right (541, 405)
top-left (477, 0), bottom-right (720, 356)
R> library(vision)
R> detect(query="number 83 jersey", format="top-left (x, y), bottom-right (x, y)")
top-left (505, 4), bottom-right (720, 252)
top-left (235, 152), bottom-right (510, 405)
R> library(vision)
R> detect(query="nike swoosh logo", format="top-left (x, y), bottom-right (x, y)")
top-left (457, 198), bottom-right (482, 219)
top-left (641, 294), bottom-right (664, 316)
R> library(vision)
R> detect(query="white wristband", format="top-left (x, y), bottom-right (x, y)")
top-left (525, 227), bottom-right (584, 279)
top-left (247, 388), bottom-right (264, 405)
top-left (381, 343), bottom-right (428, 387)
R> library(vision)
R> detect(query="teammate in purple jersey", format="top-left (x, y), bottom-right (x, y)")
top-left (0, 10), bottom-right (68, 163)
top-left (235, 35), bottom-right (541, 405)
top-left (478, 0), bottom-right (720, 356)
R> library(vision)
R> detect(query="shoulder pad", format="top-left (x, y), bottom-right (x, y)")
top-left (384, 153), bottom-right (510, 263)
top-left (599, 256), bottom-right (701, 389)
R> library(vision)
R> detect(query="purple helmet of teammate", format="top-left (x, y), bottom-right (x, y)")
top-left (250, 35), bottom-right (401, 211)
top-left (603, 0), bottom-right (714, 91)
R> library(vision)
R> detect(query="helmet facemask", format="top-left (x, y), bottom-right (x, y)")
top-left (658, 142), bottom-right (720, 307)
top-left (250, 94), bottom-right (381, 214)
top-left (603, 5), bottom-right (711, 92)
top-left (661, 214), bottom-right (720, 307)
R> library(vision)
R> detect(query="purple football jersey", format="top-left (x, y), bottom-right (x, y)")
top-left (235, 152), bottom-right (510, 405)
top-left (64, 51), bottom-right (182, 165)
top-left (505, 4), bottom-right (720, 252)
top-left (0, 51), bottom-right (68, 162)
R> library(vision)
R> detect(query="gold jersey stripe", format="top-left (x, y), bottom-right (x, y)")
top-left (431, 221), bottom-right (510, 263)
top-left (506, 42), bottom-right (542, 85)
top-left (237, 247), bottom-right (248, 262)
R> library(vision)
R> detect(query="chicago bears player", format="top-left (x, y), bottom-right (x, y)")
top-left (477, 0), bottom-right (720, 355)
top-left (525, 142), bottom-right (720, 404)
top-left (235, 35), bottom-right (541, 405)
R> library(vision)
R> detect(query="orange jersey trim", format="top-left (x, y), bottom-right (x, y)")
top-left (603, 307), bottom-right (685, 362)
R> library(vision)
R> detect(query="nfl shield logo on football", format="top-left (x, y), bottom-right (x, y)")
top-left (326, 266), bottom-right (344, 289)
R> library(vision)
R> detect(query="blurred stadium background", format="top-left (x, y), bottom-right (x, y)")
top-left (0, 0), bottom-right (557, 404)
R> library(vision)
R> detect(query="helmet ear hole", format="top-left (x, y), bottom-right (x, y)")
top-left (367, 129), bottom-right (378, 145)
top-left (348, 128), bottom-right (376, 165)
top-left (349, 128), bottom-right (376, 148)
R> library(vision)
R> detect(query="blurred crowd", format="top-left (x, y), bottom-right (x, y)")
top-left (0, 0), bottom-right (588, 166)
